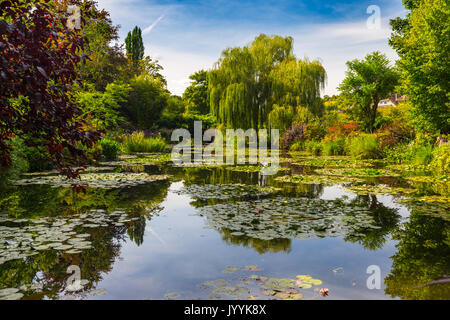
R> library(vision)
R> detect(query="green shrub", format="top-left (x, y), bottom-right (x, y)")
top-left (0, 137), bottom-right (29, 185)
top-left (122, 131), bottom-right (167, 153)
top-left (322, 138), bottom-right (345, 156)
top-left (412, 144), bottom-right (434, 165)
top-left (346, 134), bottom-right (381, 159)
top-left (430, 143), bottom-right (450, 173)
top-left (384, 140), bottom-right (435, 165)
top-left (99, 139), bottom-right (121, 160)
top-left (290, 141), bottom-right (304, 152)
top-left (305, 140), bottom-right (322, 155)
top-left (21, 136), bottom-right (53, 171)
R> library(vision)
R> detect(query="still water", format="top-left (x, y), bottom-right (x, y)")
top-left (0, 159), bottom-right (449, 300)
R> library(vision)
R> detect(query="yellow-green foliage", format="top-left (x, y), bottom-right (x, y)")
top-left (121, 131), bottom-right (166, 153)
top-left (345, 134), bottom-right (382, 159)
top-left (430, 143), bottom-right (450, 174)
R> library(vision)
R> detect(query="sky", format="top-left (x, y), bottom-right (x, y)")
top-left (95, 0), bottom-right (407, 97)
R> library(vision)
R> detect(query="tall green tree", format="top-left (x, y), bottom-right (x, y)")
top-left (125, 26), bottom-right (145, 62)
top-left (124, 75), bottom-right (169, 129)
top-left (208, 34), bottom-right (326, 130)
top-left (183, 70), bottom-right (209, 115)
top-left (338, 51), bottom-right (400, 133)
top-left (390, 0), bottom-right (450, 134)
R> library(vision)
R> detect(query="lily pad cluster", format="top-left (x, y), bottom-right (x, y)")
top-left (275, 174), bottom-right (363, 185)
top-left (345, 184), bottom-right (416, 196)
top-left (175, 184), bottom-right (280, 201)
top-left (14, 173), bottom-right (171, 189)
top-left (314, 168), bottom-right (401, 178)
top-left (290, 156), bottom-right (377, 168)
top-left (0, 209), bottom-right (140, 265)
top-left (199, 267), bottom-right (325, 300)
top-left (197, 197), bottom-right (382, 240)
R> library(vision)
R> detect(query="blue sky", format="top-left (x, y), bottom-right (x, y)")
top-left (95, 0), bottom-right (407, 96)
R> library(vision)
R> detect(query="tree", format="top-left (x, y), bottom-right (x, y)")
top-left (124, 75), bottom-right (169, 129)
top-left (75, 83), bottom-right (131, 131)
top-left (389, 0), bottom-right (450, 134)
top-left (125, 26), bottom-right (144, 62)
top-left (78, 17), bottom-right (129, 91)
top-left (183, 70), bottom-right (209, 115)
top-left (0, 0), bottom-right (101, 180)
top-left (208, 34), bottom-right (326, 131)
top-left (338, 52), bottom-right (400, 133)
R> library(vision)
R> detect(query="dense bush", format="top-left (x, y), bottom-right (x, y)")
top-left (0, 137), bottom-right (29, 185)
top-left (21, 137), bottom-right (54, 172)
top-left (99, 139), bottom-right (121, 160)
top-left (281, 124), bottom-right (306, 151)
top-left (377, 122), bottom-right (415, 150)
top-left (322, 138), bottom-right (345, 156)
top-left (305, 140), bottom-right (322, 155)
top-left (430, 143), bottom-right (449, 173)
top-left (122, 132), bottom-right (166, 153)
top-left (345, 134), bottom-right (381, 159)
top-left (289, 141), bottom-right (304, 152)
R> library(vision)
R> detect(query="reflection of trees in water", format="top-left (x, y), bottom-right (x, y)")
top-left (343, 195), bottom-right (402, 250)
top-left (385, 210), bottom-right (450, 300)
top-left (220, 228), bottom-right (291, 254)
top-left (0, 180), bottom-right (171, 299)
top-left (0, 224), bottom-right (127, 299)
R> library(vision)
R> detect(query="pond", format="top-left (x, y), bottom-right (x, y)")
top-left (0, 153), bottom-right (449, 300)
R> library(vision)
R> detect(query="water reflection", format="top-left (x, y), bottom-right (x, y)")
top-left (0, 162), bottom-right (448, 300)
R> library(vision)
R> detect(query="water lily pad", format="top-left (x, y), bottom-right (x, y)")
top-left (164, 292), bottom-right (180, 300)
top-left (222, 266), bottom-right (240, 274)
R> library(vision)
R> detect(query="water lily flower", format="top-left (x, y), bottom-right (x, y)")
top-left (320, 288), bottom-right (329, 297)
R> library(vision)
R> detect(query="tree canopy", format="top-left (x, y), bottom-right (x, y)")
top-left (389, 0), bottom-right (450, 134)
top-left (208, 34), bottom-right (326, 131)
top-left (125, 26), bottom-right (145, 62)
top-left (0, 0), bottom-right (102, 180)
top-left (338, 51), bottom-right (400, 133)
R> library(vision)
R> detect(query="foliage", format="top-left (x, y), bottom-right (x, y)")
top-left (268, 105), bottom-right (295, 136)
top-left (345, 134), bottom-right (382, 159)
top-left (121, 132), bottom-right (166, 153)
top-left (430, 144), bottom-right (450, 174)
top-left (338, 52), bottom-right (400, 133)
top-left (322, 138), bottom-right (345, 156)
top-left (281, 124), bottom-right (306, 151)
top-left (377, 122), bottom-right (415, 150)
top-left (209, 34), bottom-right (326, 130)
top-left (124, 75), bottom-right (169, 129)
top-left (163, 96), bottom-right (186, 117)
top-left (0, 137), bottom-right (29, 185)
top-left (390, 0), bottom-right (450, 134)
top-left (0, 0), bottom-right (102, 180)
top-left (183, 70), bottom-right (209, 115)
top-left (98, 139), bottom-right (121, 161)
top-left (125, 26), bottom-right (144, 62)
top-left (289, 141), bottom-right (304, 152)
top-left (76, 7), bottom-right (125, 91)
top-left (76, 83), bottom-right (131, 131)
top-left (304, 140), bottom-right (322, 156)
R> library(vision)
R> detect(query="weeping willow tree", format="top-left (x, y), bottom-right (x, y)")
top-left (208, 34), bottom-right (326, 131)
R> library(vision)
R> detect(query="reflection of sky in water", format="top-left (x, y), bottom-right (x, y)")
top-left (91, 182), bottom-right (402, 300)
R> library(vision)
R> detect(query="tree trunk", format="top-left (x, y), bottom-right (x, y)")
top-left (369, 99), bottom-right (379, 133)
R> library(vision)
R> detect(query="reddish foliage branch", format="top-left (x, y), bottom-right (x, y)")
top-left (0, 0), bottom-right (102, 181)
